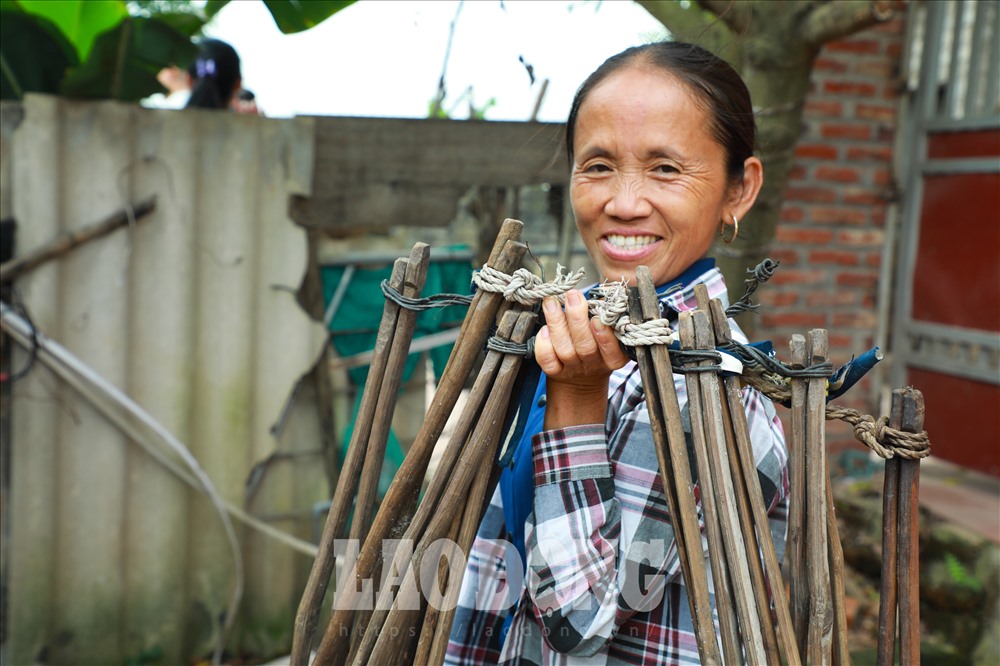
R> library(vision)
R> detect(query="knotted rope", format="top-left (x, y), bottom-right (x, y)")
top-left (586, 279), bottom-right (677, 347)
top-left (461, 260), bottom-right (930, 461)
top-left (825, 406), bottom-right (931, 460)
top-left (472, 264), bottom-right (588, 305)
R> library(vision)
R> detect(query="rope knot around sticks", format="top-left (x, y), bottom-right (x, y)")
top-left (472, 264), bottom-right (587, 305)
top-left (469, 260), bottom-right (930, 460)
top-left (824, 406), bottom-right (931, 460)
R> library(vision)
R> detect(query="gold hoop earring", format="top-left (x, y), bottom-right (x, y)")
top-left (721, 214), bottom-right (739, 244)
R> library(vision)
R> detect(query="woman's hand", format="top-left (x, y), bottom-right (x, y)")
top-left (535, 289), bottom-right (630, 430)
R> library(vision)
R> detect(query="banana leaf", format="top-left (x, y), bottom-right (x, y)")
top-left (0, 9), bottom-right (79, 99)
top-left (60, 17), bottom-right (197, 101)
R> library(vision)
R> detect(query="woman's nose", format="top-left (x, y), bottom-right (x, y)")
top-left (604, 175), bottom-right (653, 220)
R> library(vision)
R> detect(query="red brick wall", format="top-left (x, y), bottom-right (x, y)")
top-left (756, 16), bottom-right (906, 458)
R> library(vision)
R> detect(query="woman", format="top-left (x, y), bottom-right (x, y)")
top-left (447, 41), bottom-right (788, 665)
top-left (185, 38), bottom-right (243, 110)
top-left (144, 39), bottom-right (244, 111)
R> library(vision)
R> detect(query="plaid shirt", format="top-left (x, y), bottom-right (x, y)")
top-left (446, 266), bottom-right (789, 665)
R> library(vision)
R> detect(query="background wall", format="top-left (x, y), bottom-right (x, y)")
top-left (758, 16), bottom-right (906, 459)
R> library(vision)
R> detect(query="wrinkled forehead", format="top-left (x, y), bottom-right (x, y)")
top-left (572, 65), bottom-right (714, 146)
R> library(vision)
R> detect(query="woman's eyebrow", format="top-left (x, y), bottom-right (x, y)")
top-left (577, 146), bottom-right (613, 161)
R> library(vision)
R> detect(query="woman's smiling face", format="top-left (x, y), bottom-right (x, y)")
top-left (570, 65), bottom-right (744, 287)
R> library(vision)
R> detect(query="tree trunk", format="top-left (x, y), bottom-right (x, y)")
top-left (636, 0), bottom-right (896, 335)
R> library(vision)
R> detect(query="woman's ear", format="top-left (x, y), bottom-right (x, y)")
top-left (730, 156), bottom-right (764, 221)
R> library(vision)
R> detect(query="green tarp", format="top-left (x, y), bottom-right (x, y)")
top-left (320, 255), bottom-right (473, 494)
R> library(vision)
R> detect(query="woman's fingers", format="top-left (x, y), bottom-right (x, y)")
top-left (537, 290), bottom-right (622, 378)
top-left (563, 290), bottom-right (600, 359)
top-left (534, 324), bottom-right (563, 375)
top-left (541, 296), bottom-right (579, 364)
top-left (591, 316), bottom-right (629, 370)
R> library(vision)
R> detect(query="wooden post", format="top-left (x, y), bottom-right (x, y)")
top-left (631, 272), bottom-right (723, 666)
top-left (291, 257), bottom-right (409, 665)
top-left (707, 299), bottom-right (800, 666)
top-left (423, 463), bottom-right (503, 665)
top-left (351, 244), bottom-right (431, 544)
top-left (314, 229), bottom-right (526, 663)
top-left (677, 312), bottom-right (741, 665)
top-left (805, 329), bottom-right (833, 666)
top-left (788, 334), bottom-right (809, 658)
top-left (877, 387), bottom-right (925, 666)
top-left (345, 308), bottom-right (521, 660)
top-left (897, 389), bottom-right (925, 666)
top-left (358, 311), bottom-right (537, 665)
top-left (691, 307), bottom-right (767, 666)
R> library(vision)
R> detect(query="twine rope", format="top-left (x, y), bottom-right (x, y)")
top-left (464, 259), bottom-right (931, 461)
top-left (472, 264), bottom-right (587, 305)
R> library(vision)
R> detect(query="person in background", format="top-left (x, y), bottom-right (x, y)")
top-left (144, 38), bottom-right (255, 113)
top-left (185, 38), bottom-right (242, 110)
top-left (447, 40), bottom-right (789, 665)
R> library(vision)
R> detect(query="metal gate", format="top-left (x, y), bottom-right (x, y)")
top-left (891, 0), bottom-right (1000, 476)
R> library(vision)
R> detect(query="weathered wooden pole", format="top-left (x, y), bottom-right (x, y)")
top-left (805, 329), bottom-right (833, 666)
top-left (788, 334), bottom-right (809, 657)
top-left (629, 273), bottom-right (723, 666)
top-left (707, 297), bottom-right (797, 666)
top-left (350, 244), bottom-right (431, 544)
top-left (678, 311), bottom-right (741, 665)
top-left (314, 227), bottom-right (526, 663)
top-left (877, 387), bottom-right (925, 666)
top-left (291, 256), bottom-right (410, 664)
top-left (357, 311), bottom-right (537, 665)
top-left (691, 308), bottom-right (767, 665)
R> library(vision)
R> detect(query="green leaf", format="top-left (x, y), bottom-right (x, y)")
top-left (60, 16), bottom-right (197, 101)
top-left (204, 0), bottom-right (229, 18)
top-left (151, 11), bottom-right (205, 37)
top-left (0, 9), bottom-right (79, 99)
top-left (126, 1), bottom-right (207, 37)
top-left (18, 0), bottom-right (128, 62)
top-left (261, 0), bottom-right (354, 34)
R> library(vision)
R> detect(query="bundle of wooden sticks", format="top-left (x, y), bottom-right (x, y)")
top-left (290, 219), bottom-right (929, 666)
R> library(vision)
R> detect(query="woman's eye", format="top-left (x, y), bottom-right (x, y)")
top-left (656, 164), bottom-right (679, 174)
top-left (585, 163), bottom-right (611, 173)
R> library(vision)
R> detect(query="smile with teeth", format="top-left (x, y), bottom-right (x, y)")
top-left (605, 234), bottom-right (659, 249)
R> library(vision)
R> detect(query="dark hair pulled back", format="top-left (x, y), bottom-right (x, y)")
top-left (566, 41), bottom-right (756, 181)
top-left (186, 39), bottom-right (241, 110)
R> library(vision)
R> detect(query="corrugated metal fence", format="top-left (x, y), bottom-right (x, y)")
top-left (1, 95), bottom-right (330, 664)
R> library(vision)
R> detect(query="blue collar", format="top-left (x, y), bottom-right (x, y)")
top-left (656, 257), bottom-right (716, 297)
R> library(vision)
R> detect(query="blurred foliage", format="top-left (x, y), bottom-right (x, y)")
top-left (205, 0), bottom-right (354, 34)
top-left (0, 0), bottom-right (354, 102)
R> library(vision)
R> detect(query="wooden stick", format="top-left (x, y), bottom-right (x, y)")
top-left (343, 245), bottom-right (431, 663)
top-left (359, 311), bottom-right (537, 665)
top-left (424, 450), bottom-right (504, 665)
top-left (314, 233), bottom-right (527, 663)
top-left (630, 276), bottom-right (722, 666)
top-left (876, 449), bottom-right (900, 665)
top-left (413, 512), bottom-right (463, 665)
top-left (350, 243), bottom-right (431, 544)
top-left (677, 312), bottom-right (741, 666)
top-left (826, 474), bottom-right (850, 666)
top-left (699, 293), bottom-right (777, 665)
top-left (291, 257), bottom-right (408, 665)
top-left (897, 388), bottom-right (925, 666)
top-left (788, 334), bottom-right (809, 658)
top-left (344, 308), bottom-right (521, 660)
top-left (690, 308), bottom-right (767, 666)
top-left (0, 195), bottom-right (157, 282)
top-left (707, 299), bottom-right (800, 666)
top-left (805, 329), bottom-right (833, 666)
